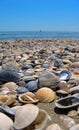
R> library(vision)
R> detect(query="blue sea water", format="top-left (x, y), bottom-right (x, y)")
top-left (0, 31), bottom-right (79, 40)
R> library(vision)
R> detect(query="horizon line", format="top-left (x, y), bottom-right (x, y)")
top-left (0, 30), bottom-right (79, 33)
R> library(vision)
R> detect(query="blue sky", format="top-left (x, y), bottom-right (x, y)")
top-left (0, 0), bottom-right (79, 31)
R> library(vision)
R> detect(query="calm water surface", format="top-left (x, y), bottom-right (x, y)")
top-left (0, 31), bottom-right (79, 40)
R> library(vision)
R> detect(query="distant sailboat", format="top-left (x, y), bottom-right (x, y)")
top-left (40, 30), bottom-right (42, 32)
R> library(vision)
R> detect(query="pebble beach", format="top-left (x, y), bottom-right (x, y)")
top-left (0, 38), bottom-right (79, 130)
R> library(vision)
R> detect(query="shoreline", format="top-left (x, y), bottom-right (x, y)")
top-left (0, 37), bottom-right (79, 41)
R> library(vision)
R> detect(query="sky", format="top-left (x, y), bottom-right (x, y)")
top-left (0, 0), bottom-right (79, 32)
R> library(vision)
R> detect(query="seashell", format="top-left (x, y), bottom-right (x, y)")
top-left (15, 55), bottom-right (21, 62)
top-left (2, 60), bottom-right (19, 71)
top-left (56, 90), bottom-right (68, 97)
top-left (18, 92), bottom-right (39, 104)
top-left (69, 86), bottom-right (79, 95)
top-left (3, 82), bottom-right (18, 91)
top-left (69, 124), bottom-right (79, 130)
top-left (25, 80), bottom-right (38, 92)
top-left (27, 109), bottom-right (50, 130)
top-left (21, 64), bottom-right (32, 70)
top-left (38, 71), bottom-right (59, 90)
top-left (0, 87), bottom-right (10, 94)
top-left (0, 112), bottom-right (13, 130)
top-left (77, 106), bottom-right (79, 115)
top-left (23, 76), bottom-right (36, 83)
top-left (62, 59), bottom-right (72, 64)
top-left (17, 86), bottom-right (29, 94)
top-left (35, 59), bottom-right (44, 65)
top-left (73, 68), bottom-right (79, 75)
top-left (38, 49), bottom-right (45, 54)
top-left (42, 63), bottom-right (50, 68)
top-left (60, 115), bottom-right (76, 129)
top-left (14, 104), bottom-right (39, 129)
top-left (68, 110), bottom-right (78, 118)
top-left (58, 81), bottom-right (68, 92)
top-left (35, 87), bottom-right (56, 103)
top-left (25, 68), bottom-right (35, 76)
top-left (54, 58), bottom-right (63, 68)
top-left (70, 62), bottom-right (79, 68)
top-left (0, 95), bottom-right (15, 106)
top-left (58, 70), bottom-right (72, 81)
top-left (11, 105), bottom-right (22, 114)
top-left (7, 90), bottom-right (17, 95)
top-left (55, 95), bottom-right (79, 109)
top-left (46, 123), bottom-right (63, 130)
top-left (0, 103), bottom-right (15, 116)
top-left (18, 80), bottom-right (25, 86)
top-left (0, 68), bottom-right (20, 83)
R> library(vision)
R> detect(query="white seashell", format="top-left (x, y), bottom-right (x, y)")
top-left (3, 82), bottom-right (18, 91)
top-left (60, 116), bottom-right (76, 129)
top-left (26, 109), bottom-right (51, 130)
top-left (11, 106), bottom-right (22, 114)
top-left (0, 112), bottom-right (13, 130)
top-left (14, 104), bottom-right (39, 129)
top-left (46, 123), bottom-right (63, 130)
top-left (69, 124), bottom-right (79, 130)
top-left (14, 104), bottom-right (50, 130)
top-left (18, 92), bottom-right (39, 104)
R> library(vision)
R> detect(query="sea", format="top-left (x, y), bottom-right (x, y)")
top-left (0, 31), bottom-right (79, 40)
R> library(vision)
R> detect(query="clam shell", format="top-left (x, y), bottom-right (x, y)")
top-left (35, 87), bottom-right (56, 102)
top-left (38, 71), bottom-right (59, 89)
top-left (69, 86), bottom-right (79, 95)
top-left (23, 76), bottom-right (36, 83)
top-left (11, 106), bottom-right (22, 114)
top-left (0, 112), bottom-right (13, 130)
top-left (0, 95), bottom-right (15, 106)
top-left (60, 116), bottom-right (76, 129)
top-left (27, 109), bottom-right (50, 130)
top-left (55, 95), bottom-right (79, 109)
top-left (18, 92), bottom-right (39, 104)
top-left (25, 80), bottom-right (38, 92)
top-left (58, 70), bottom-right (72, 81)
top-left (14, 104), bottom-right (39, 129)
top-left (46, 123), bottom-right (63, 130)
top-left (69, 124), bottom-right (79, 130)
top-left (67, 110), bottom-right (78, 118)
top-left (54, 58), bottom-right (63, 68)
top-left (70, 62), bottom-right (79, 68)
top-left (17, 86), bottom-right (29, 94)
top-left (0, 103), bottom-right (14, 116)
top-left (3, 82), bottom-right (18, 91)
top-left (73, 68), bottom-right (79, 75)
top-left (56, 90), bottom-right (68, 97)
top-left (0, 87), bottom-right (10, 95)
top-left (0, 68), bottom-right (20, 83)
top-left (58, 81), bottom-right (68, 92)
